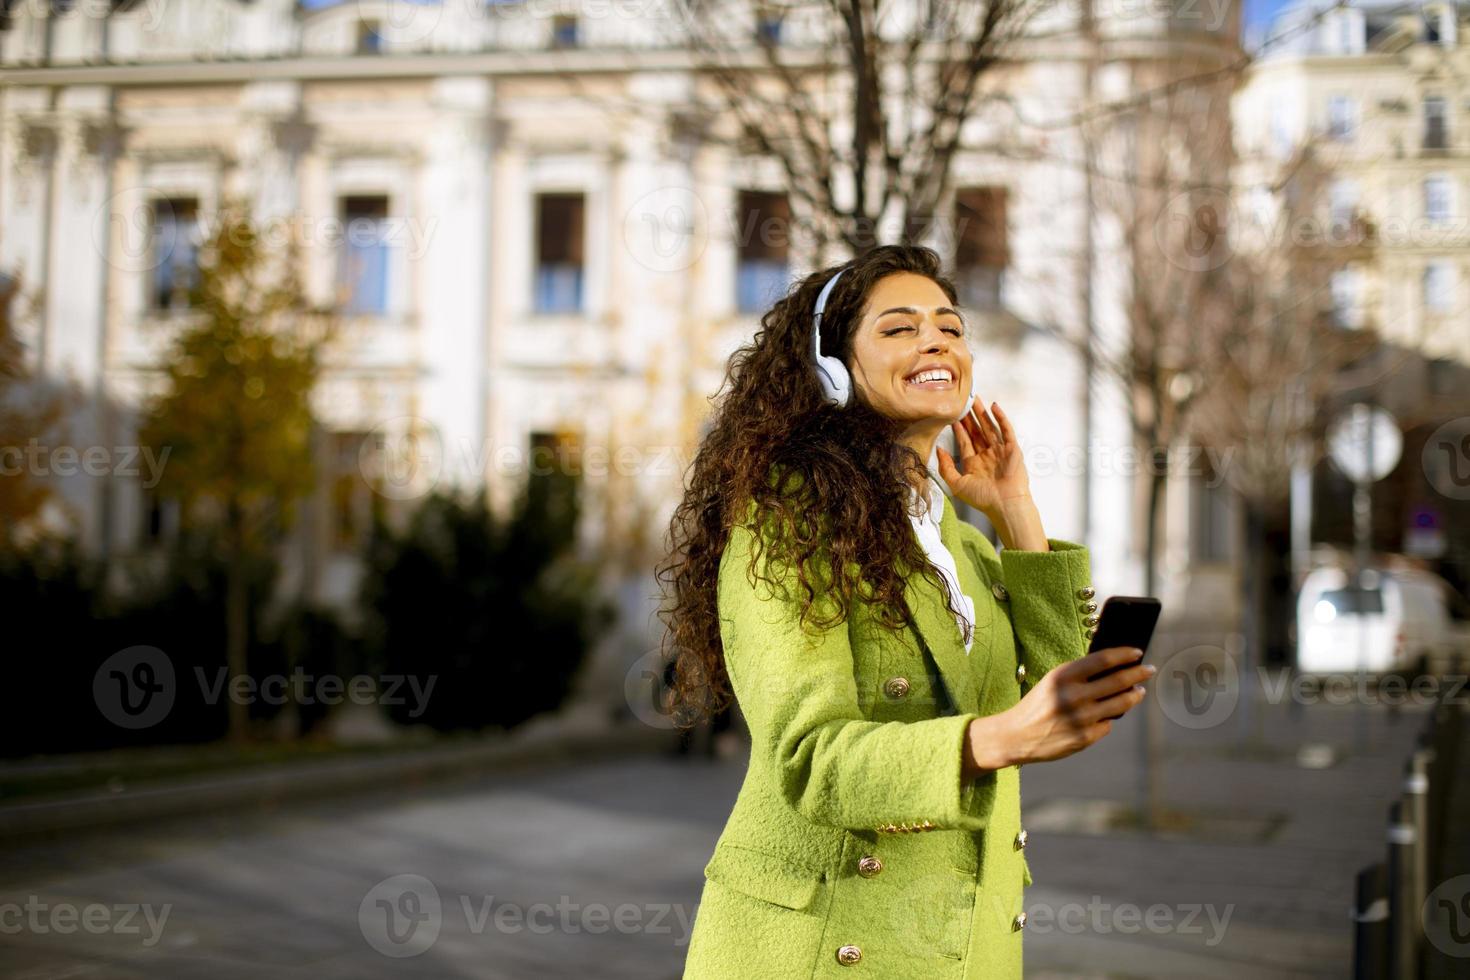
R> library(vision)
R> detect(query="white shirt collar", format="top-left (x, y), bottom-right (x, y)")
top-left (908, 475), bottom-right (944, 529)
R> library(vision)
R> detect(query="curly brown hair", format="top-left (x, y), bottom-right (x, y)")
top-left (654, 243), bottom-right (975, 731)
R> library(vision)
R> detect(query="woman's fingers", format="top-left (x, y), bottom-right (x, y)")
top-left (951, 418), bottom-right (977, 459)
top-left (991, 402), bottom-right (1017, 445)
top-left (1077, 661), bottom-right (1155, 703)
top-left (1082, 685), bottom-right (1147, 725)
top-left (1064, 645), bottom-right (1141, 681)
top-left (961, 404), bottom-right (990, 451)
top-left (936, 445), bottom-right (962, 484)
top-left (969, 390), bottom-right (998, 445)
top-left (980, 404), bottom-right (1005, 447)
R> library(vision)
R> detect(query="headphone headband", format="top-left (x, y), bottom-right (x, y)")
top-left (813, 267), bottom-right (846, 335)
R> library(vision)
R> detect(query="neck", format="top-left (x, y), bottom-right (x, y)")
top-left (897, 417), bottom-right (947, 496)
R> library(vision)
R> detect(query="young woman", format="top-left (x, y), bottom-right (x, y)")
top-left (657, 244), bottom-right (1154, 978)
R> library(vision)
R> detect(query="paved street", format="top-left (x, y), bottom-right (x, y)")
top-left (0, 685), bottom-right (1449, 979)
top-left (0, 754), bottom-right (722, 979)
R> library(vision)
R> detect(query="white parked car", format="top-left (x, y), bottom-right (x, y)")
top-left (1296, 565), bottom-right (1468, 676)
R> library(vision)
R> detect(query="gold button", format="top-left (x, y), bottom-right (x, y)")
top-left (1014, 828), bottom-right (1028, 850)
top-left (836, 944), bottom-right (863, 965)
top-left (1077, 586), bottom-right (1095, 600)
top-left (883, 676), bottom-right (911, 700)
top-left (857, 855), bottom-right (883, 877)
top-left (1084, 614), bottom-right (1100, 628)
top-left (992, 581), bottom-right (1009, 601)
top-left (1015, 663), bottom-right (1027, 684)
top-left (1080, 601), bottom-right (1098, 614)
top-left (1085, 626), bottom-right (1097, 639)
top-left (1013, 912), bottom-right (1027, 931)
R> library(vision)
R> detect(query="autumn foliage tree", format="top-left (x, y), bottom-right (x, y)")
top-left (0, 270), bottom-right (70, 548)
top-left (138, 203), bottom-right (336, 743)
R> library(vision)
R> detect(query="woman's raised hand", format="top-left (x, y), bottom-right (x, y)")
top-left (936, 398), bottom-right (1032, 519)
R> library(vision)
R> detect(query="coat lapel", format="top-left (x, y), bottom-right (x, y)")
top-left (901, 489), bottom-right (996, 717)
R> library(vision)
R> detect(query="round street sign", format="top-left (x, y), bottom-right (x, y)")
top-left (1328, 403), bottom-right (1402, 483)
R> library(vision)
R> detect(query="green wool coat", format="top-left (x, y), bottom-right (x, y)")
top-left (681, 480), bottom-right (1095, 979)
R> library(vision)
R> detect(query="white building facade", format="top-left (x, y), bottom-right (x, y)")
top-left (1, 0), bottom-right (1245, 683)
top-left (1238, 0), bottom-right (1470, 364)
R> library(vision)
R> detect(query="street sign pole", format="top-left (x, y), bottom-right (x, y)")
top-left (1328, 402), bottom-right (1401, 757)
top-left (1354, 415), bottom-right (1373, 756)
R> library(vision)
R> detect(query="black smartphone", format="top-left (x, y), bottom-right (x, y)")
top-left (1085, 596), bottom-right (1162, 720)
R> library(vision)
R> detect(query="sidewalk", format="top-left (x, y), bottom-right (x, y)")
top-left (0, 705), bottom-right (671, 840)
top-left (1018, 668), bottom-right (1437, 978)
top-left (1426, 706), bottom-right (1470, 980)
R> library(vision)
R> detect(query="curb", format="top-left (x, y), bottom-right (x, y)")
top-left (0, 719), bottom-right (673, 840)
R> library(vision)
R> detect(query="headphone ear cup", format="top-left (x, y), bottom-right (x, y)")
top-left (959, 346), bottom-right (979, 420)
top-left (816, 355), bottom-right (851, 408)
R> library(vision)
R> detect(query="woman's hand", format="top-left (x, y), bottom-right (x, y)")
top-left (936, 397), bottom-right (1032, 520)
top-left (963, 647), bottom-right (1155, 775)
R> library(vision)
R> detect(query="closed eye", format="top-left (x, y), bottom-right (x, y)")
top-left (883, 325), bottom-right (963, 336)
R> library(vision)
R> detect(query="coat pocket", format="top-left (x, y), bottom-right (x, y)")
top-left (703, 842), bottom-right (825, 912)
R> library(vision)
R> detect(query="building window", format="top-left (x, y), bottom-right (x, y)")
top-left (535, 192), bottom-right (585, 314)
top-left (1428, 357), bottom-right (1457, 396)
top-left (1326, 95), bottom-right (1356, 141)
top-left (150, 197), bottom-right (200, 311)
top-left (1332, 9), bottom-right (1366, 53)
top-left (356, 18), bottom-right (382, 54)
top-left (329, 430), bottom-right (383, 552)
top-left (1424, 260), bottom-right (1455, 313)
top-left (338, 195), bottom-right (390, 316)
top-left (954, 186), bottom-right (1009, 310)
top-left (1424, 96), bottom-right (1448, 151)
top-left (1269, 101), bottom-right (1294, 159)
top-left (756, 13), bottom-right (783, 43)
top-left (735, 190), bottom-right (791, 314)
top-left (1327, 179), bottom-right (1357, 233)
top-left (1424, 174), bottom-right (1452, 223)
top-left (551, 14), bottom-right (578, 47)
top-left (527, 430), bottom-right (581, 552)
top-left (1423, 9), bottom-right (1442, 44)
top-left (1330, 267), bottom-right (1363, 328)
top-left (0, 271), bottom-right (14, 334)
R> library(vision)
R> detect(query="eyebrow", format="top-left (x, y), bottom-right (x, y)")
top-left (873, 306), bottom-right (967, 324)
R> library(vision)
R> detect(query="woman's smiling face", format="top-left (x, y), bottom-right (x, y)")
top-left (848, 271), bottom-right (972, 424)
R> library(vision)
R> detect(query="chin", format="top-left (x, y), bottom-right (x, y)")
top-left (903, 390), bottom-right (962, 412)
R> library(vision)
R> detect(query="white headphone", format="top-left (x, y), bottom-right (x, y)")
top-left (811, 266), bottom-right (979, 420)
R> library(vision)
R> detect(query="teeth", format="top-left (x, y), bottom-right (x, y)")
top-left (907, 369), bottom-right (952, 385)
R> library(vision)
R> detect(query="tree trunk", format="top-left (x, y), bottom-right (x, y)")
top-left (226, 504), bottom-right (250, 744)
top-left (1139, 454), bottom-right (1167, 829)
top-left (1238, 499), bottom-right (1265, 745)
